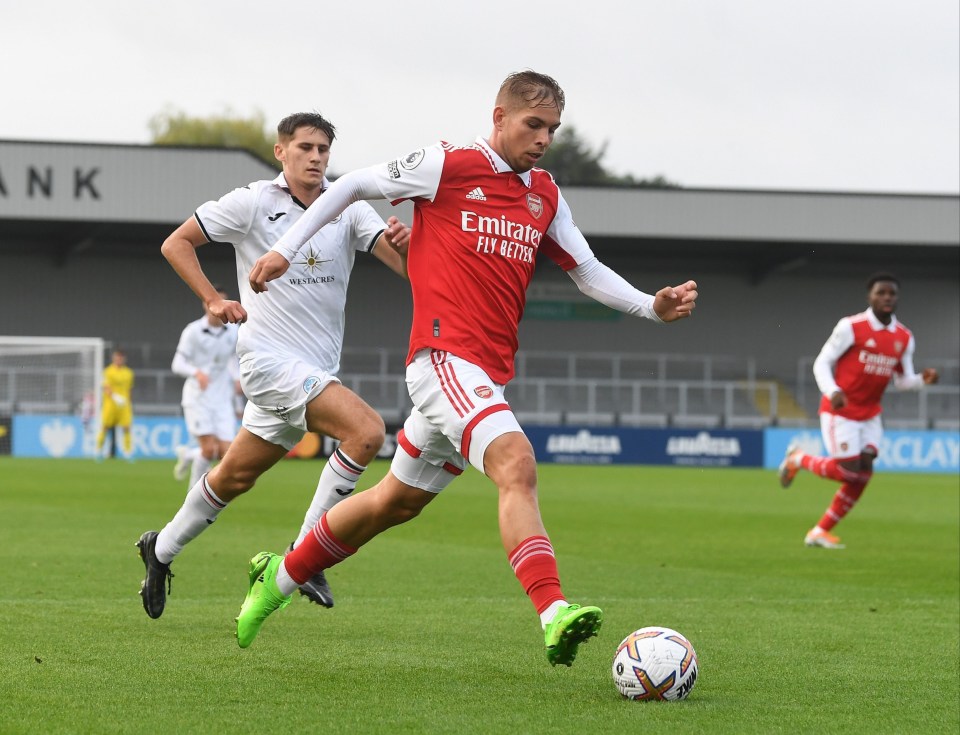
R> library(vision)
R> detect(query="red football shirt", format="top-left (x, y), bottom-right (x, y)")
top-left (373, 138), bottom-right (595, 384)
top-left (814, 310), bottom-right (916, 420)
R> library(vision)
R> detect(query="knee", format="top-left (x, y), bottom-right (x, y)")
top-left (385, 499), bottom-right (424, 525)
top-left (350, 413), bottom-right (386, 457)
top-left (208, 465), bottom-right (256, 499)
top-left (489, 441), bottom-right (538, 492)
top-left (371, 484), bottom-right (430, 526)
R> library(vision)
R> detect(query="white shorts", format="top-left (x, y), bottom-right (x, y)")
top-left (238, 352), bottom-right (339, 450)
top-left (182, 398), bottom-right (237, 442)
top-left (820, 412), bottom-right (883, 458)
top-left (390, 349), bottom-right (523, 493)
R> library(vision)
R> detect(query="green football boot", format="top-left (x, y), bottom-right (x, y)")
top-left (235, 552), bottom-right (291, 648)
top-left (544, 603), bottom-right (603, 667)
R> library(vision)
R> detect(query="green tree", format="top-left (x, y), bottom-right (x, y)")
top-left (149, 109), bottom-right (278, 168)
top-left (539, 125), bottom-right (679, 188)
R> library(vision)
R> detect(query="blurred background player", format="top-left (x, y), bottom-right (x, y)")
top-left (171, 284), bottom-right (242, 491)
top-left (79, 390), bottom-right (97, 457)
top-left (238, 71), bottom-right (699, 665)
top-left (779, 272), bottom-right (939, 549)
top-left (96, 348), bottom-right (134, 460)
top-left (136, 111), bottom-right (410, 619)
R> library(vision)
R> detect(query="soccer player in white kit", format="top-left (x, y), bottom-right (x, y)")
top-left (236, 72), bottom-right (699, 667)
top-left (778, 273), bottom-right (938, 549)
top-left (136, 112), bottom-right (411, 619)
top-left (170, 284), bottom-right (242, 491)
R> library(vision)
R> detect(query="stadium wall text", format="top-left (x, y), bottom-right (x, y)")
top-left (6, 414), bottom-right (959, 474)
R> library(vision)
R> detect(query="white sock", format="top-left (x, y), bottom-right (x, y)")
top-left (539, 600), bottom-right (568, 629)
top-left (275, 560), bottom-right (298, 596)
top-left (188, 452), bottom-right (213, 490)
top-left (294, 447), bottom-right (365, 546)
top-left (155, 474), bottom-right (227, 563)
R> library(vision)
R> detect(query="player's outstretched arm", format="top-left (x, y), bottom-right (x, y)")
top-left (652, 280), bottom-right (698, 322)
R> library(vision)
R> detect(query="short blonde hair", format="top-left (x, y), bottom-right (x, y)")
top-left (496, 70), bottom-right (565, 113)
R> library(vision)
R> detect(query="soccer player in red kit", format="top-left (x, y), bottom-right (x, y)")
top-left (779, 273), bottom-right (938, 549)
top-left (237, 71), bottom-right (699, 665)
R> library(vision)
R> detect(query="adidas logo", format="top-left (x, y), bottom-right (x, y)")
top-left (466, 187), bottom-right (487, 201)
top-left (865, 338), bottom-right (877, 348)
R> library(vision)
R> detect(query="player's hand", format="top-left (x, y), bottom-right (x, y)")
top-left (249, 252), bottom-right (291, 293)
top-left (383, 216), bottom-right (411, 256)
top-left (922, 368), bottom-right (939, 385)
top-left (830, 390), bottom-right (847, 410)
top-left (208, 298), bottom-right (247, 324)
top-left (653, 280), bottom-right (698, 322)
top-left (195, 371), bottom-right (210, 391)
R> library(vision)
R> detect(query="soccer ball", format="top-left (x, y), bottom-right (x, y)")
top-left (612, 626), bottom-right (699, 701)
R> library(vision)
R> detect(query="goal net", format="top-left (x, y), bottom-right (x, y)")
top-left (0, 337), bottom-right (105, 451)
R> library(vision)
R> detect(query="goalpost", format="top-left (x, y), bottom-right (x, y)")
top-left (0, 336), bottom-right (105, 455)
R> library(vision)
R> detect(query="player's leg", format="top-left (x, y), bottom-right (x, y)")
top-left (237, 467), bottom-right (440, 647)
top-left (137, 428), bottom-right (286, 619)
top-left (779, 414), bottom-right (863, 488)
top-left (420, 349), bottom-right (600, 666)
top-left (118, 407), bottom-right (134, 460)
top-left (808, 418), bottom-right (878, 547)
top-left (95, 419), bottom-right (110, 461)
top-left (803, 415), bottom-right (871, 549)
top-left (297, 382), bottom-right (385, 543)
top-left (173, 443), bottom-right (195, 481)
top-left (479, 428), bottom-right (602, 666)
top-left (236, 407), bottom-right (456, 647)
top-left (285, 383), bottom-right (385, 607)
top-left (188, 434), bottom-right (219, 489)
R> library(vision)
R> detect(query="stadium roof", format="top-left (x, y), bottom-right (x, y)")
top-left (1, 140), bottom-right (957, 281)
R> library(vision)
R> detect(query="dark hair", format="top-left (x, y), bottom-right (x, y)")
top-left (866, 272), bottom-right (899, 290)
top-left (277, 112), bottom-right (337, 144)
top-left (497, 70), bottom-right (565, 113)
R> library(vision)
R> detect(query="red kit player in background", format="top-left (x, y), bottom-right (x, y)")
top-left (237, 70), bottom-right (699, 665)
top-left (779, 273), bottom-right (939, 549)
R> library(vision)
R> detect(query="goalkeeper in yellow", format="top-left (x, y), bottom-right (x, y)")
top-left (97, 348), bottom-right (135, 460)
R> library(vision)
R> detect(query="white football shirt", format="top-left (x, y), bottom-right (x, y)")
top-left (171, 317), bottom-right (239, 408)
top-left (196, 173), bottom-right (385, 375)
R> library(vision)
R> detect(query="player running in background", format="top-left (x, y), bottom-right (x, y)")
top-left (238, 71), bottom-right (699, 666)
top-left (96, 348), bottom-right (134, 460)
top-left (136, 112), bottom-right (410, 619)
top-left (779, 273), bottom-right (938, 549)
top-left (170, 284), bottom-right (242, 491)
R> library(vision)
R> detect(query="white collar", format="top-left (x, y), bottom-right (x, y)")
top-left (273, 172), bottom-right (330, 194)
top-left (863, 307), bottom-right (898, 332)
top-left (474, 136), bottom-right (533, 187)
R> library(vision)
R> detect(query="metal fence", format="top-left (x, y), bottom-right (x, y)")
top-left (3, 348), bottom-right (957, 430)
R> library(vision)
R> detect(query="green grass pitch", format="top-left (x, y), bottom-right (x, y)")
top-left (1, 457), bottom-right (957, 734)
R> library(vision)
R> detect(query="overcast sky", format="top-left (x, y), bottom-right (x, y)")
top-left (3, 0), bottom-right (957, 194)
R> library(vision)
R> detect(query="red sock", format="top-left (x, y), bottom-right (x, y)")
top-left (816, 476), bottom-right (869, 532)
top-left (801, 455), bottom-right (860, 483)
top-left (284, 513), bottom-right (356, 585)
top-left (508, 535), bottom-right (564, 614)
